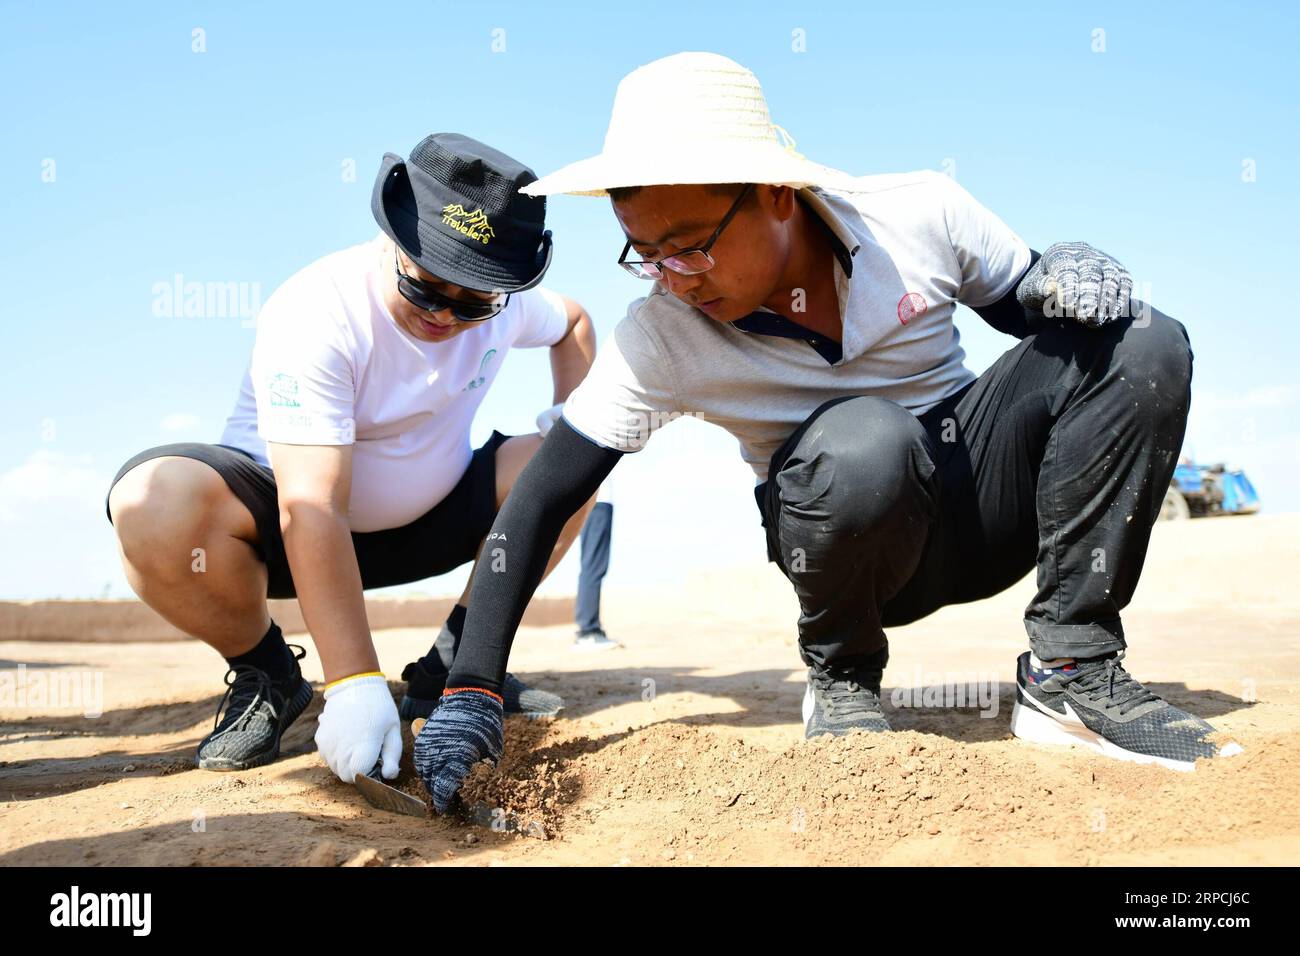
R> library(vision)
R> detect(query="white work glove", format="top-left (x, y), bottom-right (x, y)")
top-left (1016, 241), bottom-right (1133, 327)
top-left (535, 402), bottom-right (565, 437)
top-left (314, 673), bottom-right (402, 783)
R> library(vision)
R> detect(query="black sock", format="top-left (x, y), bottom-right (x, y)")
top-left (419, 604), bottom-right (467, 675)
top-left (226, 621), bottom-right (294, 682)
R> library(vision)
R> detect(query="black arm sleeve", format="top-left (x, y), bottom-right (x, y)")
top-left (446, 417), bottom-right (623, 693)
top-left (972, 248), bottom-right (1042, 339)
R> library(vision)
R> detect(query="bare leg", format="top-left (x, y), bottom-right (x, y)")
top-left (107, 457), bottom-right (271, 656)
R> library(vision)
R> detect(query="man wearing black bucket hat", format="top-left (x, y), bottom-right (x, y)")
top-left (104, 134), bottom-right (596, 786)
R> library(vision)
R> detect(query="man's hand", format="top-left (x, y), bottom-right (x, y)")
top-left (1016, 241), bottom-right (1133, 327)
top-left (315, 674), bottom-right (403, 782)
top-left (413, 687), bottom-right (504, 813)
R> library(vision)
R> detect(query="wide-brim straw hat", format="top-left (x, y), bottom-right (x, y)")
top-left (521, 52), bottom-right (856, 197)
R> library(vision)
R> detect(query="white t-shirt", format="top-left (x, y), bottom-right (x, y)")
top-left (219, 235), bottom-right (569, 532)
top-left (561, 170), bottom-right (1030, 480)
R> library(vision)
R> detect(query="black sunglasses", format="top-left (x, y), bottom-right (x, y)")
top-left (394, 251), bottom-right (509, 322)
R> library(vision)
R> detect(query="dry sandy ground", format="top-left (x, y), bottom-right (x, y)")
top-left (2, 515), bottom-right (1298, 866)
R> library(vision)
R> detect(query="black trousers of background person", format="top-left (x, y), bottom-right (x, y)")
top-left (754, 308), bottom-right (1193, 673)
top-left (575, 501), bottom-right (614, 634)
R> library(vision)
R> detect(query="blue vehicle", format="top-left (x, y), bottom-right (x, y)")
top-left (1161, 461), bottom-right (1261, 519)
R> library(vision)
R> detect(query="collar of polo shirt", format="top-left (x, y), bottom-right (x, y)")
top-left (729, 186), bottom-right (861, 365)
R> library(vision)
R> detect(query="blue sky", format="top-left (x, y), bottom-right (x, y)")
top-left (2, 1), bottom-right (1297, 599)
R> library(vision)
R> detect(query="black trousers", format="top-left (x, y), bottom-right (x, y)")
top-left (575, 501), bottom-right (614, 634)
top-left (755, 309), bottom-right (1193, 671)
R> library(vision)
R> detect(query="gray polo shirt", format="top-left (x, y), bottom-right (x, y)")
top-left (561, 169), bottom-right (1031, 480)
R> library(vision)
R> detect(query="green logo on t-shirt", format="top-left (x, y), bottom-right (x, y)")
top-left (463, 349), bottom-right (497, 391)
top-left (268, 373), bottom-right (301, 407)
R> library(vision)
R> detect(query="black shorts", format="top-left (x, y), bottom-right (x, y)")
top-left (104, 432), bottom-right (514, 599)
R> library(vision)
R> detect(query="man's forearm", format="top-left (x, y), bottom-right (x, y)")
top-left (448, 419), bottom-right (621, 692)
top-left (279, 504), bottom-right (377, 683)
top-left (549, 312), bottom-right (597, 404)
top-left (973, 248), bottom-right (1041, 338)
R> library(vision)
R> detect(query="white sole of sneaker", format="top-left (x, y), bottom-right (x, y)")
top-left (1010, 694), bottom-right (1244, 772)
top-left (802, 681), bottom-right (814, 733)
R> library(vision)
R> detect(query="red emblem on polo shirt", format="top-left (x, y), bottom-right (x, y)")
top-left (897, 292), bottom-right (928, 325)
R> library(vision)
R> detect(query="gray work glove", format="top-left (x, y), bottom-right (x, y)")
top-left (412, 687), bottom-right (504, 813)
top-left (1016, 241), bottom-right (1133, 327)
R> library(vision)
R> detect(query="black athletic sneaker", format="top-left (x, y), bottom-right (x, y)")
top-left (399, 661), bottom-right (564, 720)
top-left (803, 662), bottom-right (891, 738)
top-left (1011, 650), bottom-right (1244, 772)
top-left (399, 659), bottom-right (447, 721)
top-left (197, 645), bottom-right (314, 771)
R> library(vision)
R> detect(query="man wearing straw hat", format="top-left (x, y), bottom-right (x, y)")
top-left (412, 53), bottom-right (1240, 811)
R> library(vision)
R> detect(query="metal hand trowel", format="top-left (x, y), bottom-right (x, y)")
top-left (353, 761), bottom-right (428, 818)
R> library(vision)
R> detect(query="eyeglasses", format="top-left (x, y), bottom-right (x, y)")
top-left (394, 251), bottom-right (509, 322)
top-left (618, 183), bottom-right (754, 280)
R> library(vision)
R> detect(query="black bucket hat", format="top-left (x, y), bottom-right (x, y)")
top-left (371, 133), bottom-right (553, 293)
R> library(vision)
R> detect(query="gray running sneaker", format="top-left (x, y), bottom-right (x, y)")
top-left (197, 645), bottom-right (314, 771)
top-left (803, 662), bottom-right (891, 738)
top-left (502, 673), bottom-right (564, 719)
top-left (1011, 650), bottom-right (1244, 771)
top-left (400, 663), bottom-right (563, 720)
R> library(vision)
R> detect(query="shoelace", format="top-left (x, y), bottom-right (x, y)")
top-left (1061, 654), bottom-right (1161, 716)
top-left (812, 672), bottom-right (880, 716)
top-left (212, 665), bottom-right (282, 735)
top-left (211, 644), bottom-right (306, 735)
